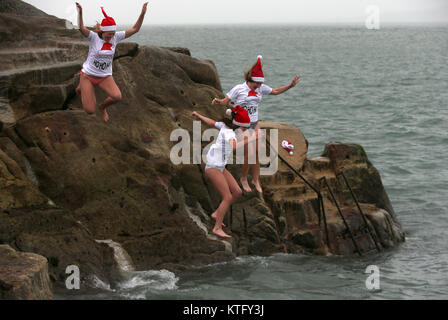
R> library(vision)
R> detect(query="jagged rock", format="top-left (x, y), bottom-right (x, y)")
top-left (0, 245), bottom-right (52, 299)
top-left (321, 142), bottom-right (398, 220)
top-left (0, 207), bottom-right (119, 286)
top-left (0, 137), bottom-right (48, 209)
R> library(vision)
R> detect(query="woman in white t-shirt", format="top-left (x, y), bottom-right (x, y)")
top-left (192, 106), bottom-right (257, 238)
top-left (212, 56), bottom-right (300, 193)
top-left (75, 2), bottom-right (148, 122)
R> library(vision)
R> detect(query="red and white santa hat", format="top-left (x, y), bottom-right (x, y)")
top-left (226, 105), bottom-right (251, 128)
top-left (100, 7), bottom-right (116, 32)
top-left (251, 55), bottom-right (265, 83)
top-left (282, 140), bottom-right (294, 155)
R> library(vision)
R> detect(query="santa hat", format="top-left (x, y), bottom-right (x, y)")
top-left (226, 105), bottom-right (251, 128)
top-left (251, 55), bottom-right (265, 83)
top-left (100, 7), bottom-right (116, 32)
top-left (282, 140), bottom-right (294, 155)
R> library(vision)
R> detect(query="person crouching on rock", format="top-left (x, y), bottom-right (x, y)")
top-left (212, 56), bottom-right (300, 193)
top-left (192, 106), bottom-right (258, 238)
top-left (75, 2), bottom-right (148, 122)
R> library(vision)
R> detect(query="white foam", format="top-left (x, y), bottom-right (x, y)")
top-left (91, 275), bottom-right (115, 292)
top-left (95, 239), bottom-right (135, 272)
top-left (180, 188), bottom-right (233, 253)
top-left (118, 269), bottom-right (179, 291)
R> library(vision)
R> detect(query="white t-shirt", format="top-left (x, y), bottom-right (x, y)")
top-left (206, 122), bottom-right (237, 167)
top-left (81, 30), bottom-right (126, 77)
top-left (226, 82), bottom-right (273, 123)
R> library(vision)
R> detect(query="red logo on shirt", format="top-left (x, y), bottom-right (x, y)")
top-left (248, 90), bottom-right (258, 97)
top-left (101, 43), bottom-right (113, 51)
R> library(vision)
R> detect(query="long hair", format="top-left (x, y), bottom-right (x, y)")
top-left (94, 22), bottom-right (104, 39)
top-left (219, 116), bottom-right (240, 130)
top-left (244, 60), bottom-right (258, 82)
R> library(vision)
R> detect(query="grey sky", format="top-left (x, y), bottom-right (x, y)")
top-left (23, 0), bottom-right (448, 25)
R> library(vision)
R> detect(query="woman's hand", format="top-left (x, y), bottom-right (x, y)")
top-left (76, 2), bottom-right (90, 37)
top-left (141, 2), bottom-right (149, 15)
top-left (192, 111), bottom-right (199, 118)
top-left (212, 98), bottom-right (221, 105)
top-left (125, 2), bottom-right (148, 38)
top-left (290, 75), bottom-right (300, 88)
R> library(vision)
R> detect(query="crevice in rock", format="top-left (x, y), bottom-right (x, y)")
top-left (61, 85), bottom-right (77, 110)
top-left (13, 126), bottom-right (32, 148)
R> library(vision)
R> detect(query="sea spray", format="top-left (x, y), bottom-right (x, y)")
top-left (180, 188), bottom-right (233, 253)
top-left (95, 239), bottom-right (135, 272)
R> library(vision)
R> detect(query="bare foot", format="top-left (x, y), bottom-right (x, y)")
top-left (240, 177), bottom-right (252, 193)
top-left (211, 212), bottom-right (226, 227)
top-left (251, 179), bottom-right (263, 193)
top-left (212, 227), bottom-right (232, 238)
top-left (98, 103), bottom-right (109, 122)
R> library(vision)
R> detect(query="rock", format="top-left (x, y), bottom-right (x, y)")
top-left (261, 140), bottom-right (405, 256)
top-left (162, 47), bottom-right (191, 56)
top-left (0, 0), bottom-right (49, 17)
top-left (0, 207), bottom-right (118, 286)
top-left (322, 142), bottom-right (398, 220)
top-left (0, 245), bottom-right (52, 300)
top-left (0, 137), bottom-right (49, 209)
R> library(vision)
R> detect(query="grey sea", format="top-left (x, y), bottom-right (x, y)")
top-left (56, 24), bottom-right (448, 300)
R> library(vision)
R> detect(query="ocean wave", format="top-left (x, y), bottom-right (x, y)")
top-left (118, 269), bottom-right (179, 291)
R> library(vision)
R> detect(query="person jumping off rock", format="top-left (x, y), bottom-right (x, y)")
top-left (75, 2), bottom-right (148, 122)
top-left (192, 106), bottom-right (258, 238)
top-left (212, 56), bottom-right (300, 193)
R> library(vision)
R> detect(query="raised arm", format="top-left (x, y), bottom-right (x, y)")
top-left (76, 2), bottom-right (90, 38)
top-left (212, 96), bottom-right (231, 106)
top-left (192, 111), bottom-right (216, 128)
top-left (125, 2), bottom-right (148, 39)
top-left (271, 75), bottom-right (300, 95)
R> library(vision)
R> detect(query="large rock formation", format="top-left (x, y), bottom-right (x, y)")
top-left (0, 0), bottom-right (404, 296)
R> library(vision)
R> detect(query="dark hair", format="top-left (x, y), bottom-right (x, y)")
top-left (219, 117), bottom-right (240, 130)
top-left (244, 60), bottom-right (258, 82)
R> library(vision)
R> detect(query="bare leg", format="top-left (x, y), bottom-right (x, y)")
top-left (211, 169), bottom-right (242, 226)
top-left (79, 74), bottom-right (96, 115)
top-left (240, 135), bottom-right (252, 192)
top-left (251, 126), bottom-right (263, 193)
top-left (205, 168), bottom-right (234, 238)
top-left (251, 163), bottom-right (262, 193)
top-left (97, 76), bottom-right (122, 122)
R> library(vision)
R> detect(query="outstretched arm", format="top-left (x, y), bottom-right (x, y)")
top-left (76, 2), bottom-right (90, 38)
top-left (271, 76), bottom-right (300, 95)
top-left (125, 2), bottom-right (148, 38)
top-left (212, 96), bottom-right (231, 106)
top-left (192, 111), bottom-right (216, 127)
